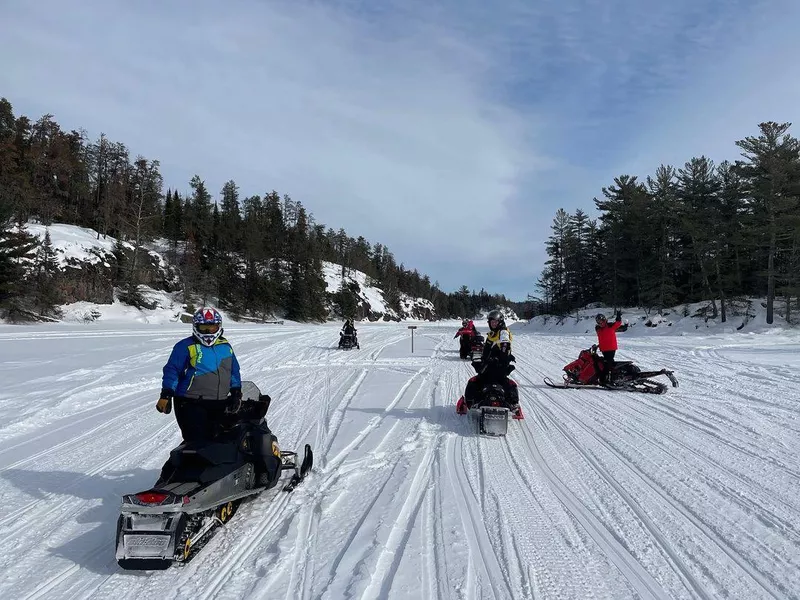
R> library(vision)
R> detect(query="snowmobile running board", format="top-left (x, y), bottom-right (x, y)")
top-left (543, 375), bottom-right (677, 394)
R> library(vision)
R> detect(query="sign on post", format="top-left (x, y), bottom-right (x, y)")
top-left (408, 325), bottom-right (417, 353)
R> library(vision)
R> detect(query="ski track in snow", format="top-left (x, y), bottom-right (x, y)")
top-left (0, 323), bottom-right (798, 599)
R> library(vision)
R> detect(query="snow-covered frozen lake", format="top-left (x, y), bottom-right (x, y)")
top-left (0, 321), bottom-right (797, 599)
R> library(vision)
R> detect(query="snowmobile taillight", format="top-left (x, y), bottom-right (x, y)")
top-left (135, 492), bottom-right (170, 504)
top-left (491, 401), bottom-right (499, 406)
top-left (182, 496), bottom-right (190, 505)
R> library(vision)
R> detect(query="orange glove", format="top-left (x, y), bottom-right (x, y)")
top-left (156, 389), bottom-right (173, 414)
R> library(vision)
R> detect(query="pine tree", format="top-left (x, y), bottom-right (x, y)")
top-left (677, 156), bottom-right (722, 317)
top-left (0, 224), bottom-right (38, 317)
top-left (218, 180), bottom-right (242, 253)
top-left (187, 175), bottom-right (213, 251)
top-left (734, 122), bottom-right (800, 324)
top-left (644, 165), bottom-right (680, 311)
top-left (33, 228), bottom-right (61, 316)
top-left (594, 175), bottom-right (647, 307)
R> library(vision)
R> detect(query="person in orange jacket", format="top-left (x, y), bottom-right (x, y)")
top-left (595, 310), bottom-right (627, 385)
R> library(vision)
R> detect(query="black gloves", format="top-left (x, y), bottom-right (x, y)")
top-left (226, 387), bottom-right (243, 414)
top-left (616, 310), bottom-right (622, 321)
top-left (156, 388), bottom-right (174, 414)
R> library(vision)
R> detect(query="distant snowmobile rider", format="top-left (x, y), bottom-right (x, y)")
top-left (595, 310), bottom-right (627, 385)
top-left (156, 307), bottom-right (242, 442)
top-left (454, 319), bottom-right (479, 339)
top-left (339, 319), bottom-right (358, 347)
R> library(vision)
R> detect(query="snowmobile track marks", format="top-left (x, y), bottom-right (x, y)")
top-left (194, 491), bottom-right (295, 600)
top-left (534, 400), bottom-right (710, 599)
top-left (540, 398), bottom-right (791, 599)
top-left (513, 407), bottom-right (668, 599)
top-left (445, 435), bottom-right (515, 600)
top-left (361, 442), bottom-right (436, 599)
top-left (318, 369), bottom-right (369, 461)
top-left (494, 436), bottom-right (593, 599)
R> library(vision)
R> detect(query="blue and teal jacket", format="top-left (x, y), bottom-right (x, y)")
top-left (162, 336), bottom-right (241, 401)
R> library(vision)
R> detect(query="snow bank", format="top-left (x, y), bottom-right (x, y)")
top-left (58, 287), bottom-right (185, 324)
top-left (514, 299), bottom-right (799, 337)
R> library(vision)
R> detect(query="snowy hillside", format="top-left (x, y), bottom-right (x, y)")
top-left (24, 222), bottom-right (174, 279)
top-left (0, 321), bottom-right (796, 599)
top-left (19, 222), bottom-right (179, 312)
top-left (517, 299), bottom-right (797, 337)
top-left (323, 261), bottom-right (436, 321)
top-left (14, 222), bottom-right (438, 323)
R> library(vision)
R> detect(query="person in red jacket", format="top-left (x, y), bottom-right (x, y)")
top-left (595, 311), bottom-right (626, 385)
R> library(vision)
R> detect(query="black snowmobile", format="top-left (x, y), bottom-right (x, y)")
top-left (456, 356), bottom-right (524, 437)
top-left (544, 345), bottom-right (678, 394)
top-left (469, 334), bottom-right (485, 362)
top-left (115, 381), bottom-right (313, 570)
top-left (339, 333), bottom-right (359, 350)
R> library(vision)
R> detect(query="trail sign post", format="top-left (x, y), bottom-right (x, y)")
top-left (408, 325), bottom-right (417, 353)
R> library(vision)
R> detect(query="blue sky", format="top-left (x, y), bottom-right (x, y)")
top-left (3, 0), bottom-right (800, 300)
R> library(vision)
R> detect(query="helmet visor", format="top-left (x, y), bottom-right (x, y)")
top-left (197, 323), bottom-right (220, 334)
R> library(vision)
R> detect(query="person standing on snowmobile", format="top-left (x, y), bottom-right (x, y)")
top-left (339, 319), bottom-right (358, 347)
top-left (595, 311), bottom-right (626, 385)
top-left (156, 307), bottom-right (242, 442)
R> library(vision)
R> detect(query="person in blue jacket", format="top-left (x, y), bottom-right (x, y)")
top-left (156, 307), bottom-right (242, 443)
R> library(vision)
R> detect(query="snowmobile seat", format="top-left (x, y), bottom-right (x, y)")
top-left (161, 440), bottom-right (244, 485)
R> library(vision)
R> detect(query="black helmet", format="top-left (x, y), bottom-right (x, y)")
top-left (487, 309), bottom-right (504, 331)
top-left (595, 313), bottom-right (607, 324)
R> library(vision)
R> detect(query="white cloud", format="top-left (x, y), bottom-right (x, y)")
top-left (3, 0), bottom-right (799, 300)
top-left (0, 0), bottom-right (542, 295)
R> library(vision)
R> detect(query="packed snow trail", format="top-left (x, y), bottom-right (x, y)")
top-left (0, 322), bottom-right (797, 599)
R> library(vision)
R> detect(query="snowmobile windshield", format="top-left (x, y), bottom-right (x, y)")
top-left (196, 323), bottom-right (221, 334)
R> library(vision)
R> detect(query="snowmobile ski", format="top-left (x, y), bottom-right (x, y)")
top-left (281, 444), bottom-right (314, 492)
top-left (544, 376), bottom-right (672, 395)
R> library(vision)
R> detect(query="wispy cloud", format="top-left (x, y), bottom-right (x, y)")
top-left (2, 0), bottom-right (799, 299)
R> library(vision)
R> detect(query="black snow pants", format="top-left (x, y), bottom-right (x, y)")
top-left (174, 398), bottom-right (228, 443)
top-left (599, 350), bottom-right (616, 384)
